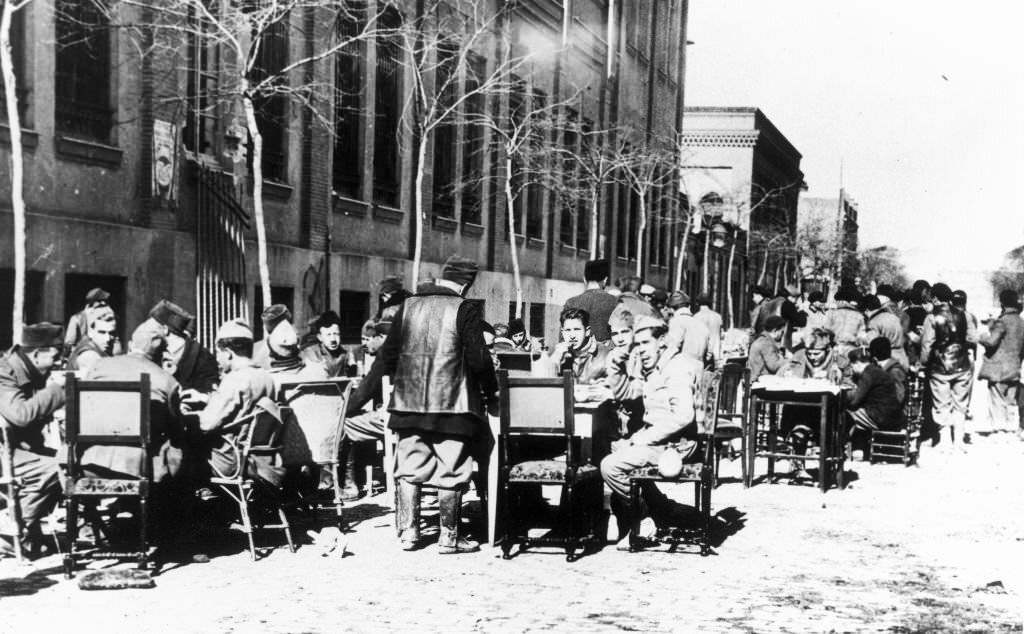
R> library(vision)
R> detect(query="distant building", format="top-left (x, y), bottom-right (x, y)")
top-left (797, 189), bottom-right (860, 296)
top-left (680, 107), bottom-right (805, 327)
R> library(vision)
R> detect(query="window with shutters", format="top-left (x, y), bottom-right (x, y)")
top-left (333, 7), bottom-right (364, 198)
top-left (372, 7), bottom-right (402, 206)
top-left (55, 0), bottom-right (113, 142)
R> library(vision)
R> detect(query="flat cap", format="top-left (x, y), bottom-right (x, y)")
top-left (21, 322), bottom-right (63, 348)
top-left (149, 299), bottom-right (193, 336)
top-left (85, 287), bottom-right (110, 304)
top-left (441, 255), bottom-right (479, 286)
top-left (763, 315), bottom-right (787, 331)
top-left (666, 290), bottom-right (690, 309)
top-left (632, 314), bottom-right (667, 334)
top-left (583, 259), bottom-right (610, 283)
top-left (216, 318), bottom-right (253, 342)
top-left (261, 304), bottom-right (292, 334)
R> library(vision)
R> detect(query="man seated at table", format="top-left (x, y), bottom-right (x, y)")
top-left (0, 323), bottom-right (66, 558)
top-left (194, 319), bottom-right (284, 488)
top-left (870, 336), bottom-right (907, 405)
top-left (342, 320), bottom-right (392, 500)
top-left (600, 315), bottom-right (702, 550)
top-left (145, 299), bottom-right (220, 395)
top-left (846, 347), bottom-right (903, 457)
top-left (541, 308), bottom-right (609, 389)
top-left (747, 315), bottom-right (788, 382)
top-left (300, 310), bottom-right (355, 378)
top-left (67, 306), bottom-right (118, 375)
top-left (607, 311), bottom-right (635, 351)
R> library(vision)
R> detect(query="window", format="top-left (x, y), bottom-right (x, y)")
top-left (333, 8), bottom-right (364, 198)
top-left (184, 1), bottom-right (219, 155)
top-left (528, 303), bottom-right (545, 338)
top-left (575, 118), bottom-right (594, 251)
top-left (615, 178), bottom-right (629, 258)
top-left (0, 6), bottom-right (27, 123)
top-left (372, 7), bottom-right (402, 206)
top-left (0, 269), bottom-right (45, 350)
top-left (338, 290), bottom-right (370, 344)
top-left (431, 43), bottom-right (458, 218)
top-left (55, 0), bottom-right (112, 142)
top-left (525, 89), bottom-right (546, 240)
top-left (558, 109), bottom-right (579, 247)
top-left (460, 52), bottom-right (486, 226)
top-left (251, 16), bottom-right (289, 182)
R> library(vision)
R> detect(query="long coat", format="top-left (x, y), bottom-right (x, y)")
top-left (979, 308), bottom-right (1024, 383)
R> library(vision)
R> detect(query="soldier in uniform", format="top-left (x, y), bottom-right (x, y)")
top-left (300, 310), bottom-right (354, 378)
top-left (379, 255), bottom-right (497, 553)
top-left (67, 306), bottom-right (118, 374)
top-left (0, 323), bottom-right (66, 557)
top-left (64, 287), bottom-right (111, 353)
top-left (147, 299), bottom-right (220, 395)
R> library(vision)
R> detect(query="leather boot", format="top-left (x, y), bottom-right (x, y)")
top-left (396, 480), bottom-right (421, 550)
top-left (437, 489), bottom-right (479, 554)
top-left (340, 442), bottom-right (361, 502)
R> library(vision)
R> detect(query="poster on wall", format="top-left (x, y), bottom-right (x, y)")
top-left (152, 119), bottom-right (178, 203)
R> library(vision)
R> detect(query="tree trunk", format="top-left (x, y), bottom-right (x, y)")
top-left (634, 192), bottom-right (646, 277)
top-left (505, 157), bottom-right (523, 318)
top-left (2, 3), bottom-right (24, 345)
top-left (242, 92), bottom-right (272, 306)
top-left (725, 227), bottom-right (738, 329)
top-left (588, 183), bottom-right (599, 255)
top-left (772, 258), bottom-right (783, 294)
top-left (758, 249), bottom-right (769, 285)
top-left (674, 205), bottom-right (694, 290)
top-left (411, 125), bottom-right (428, 287)
top-left (701, 227), bottom-right (710, 292)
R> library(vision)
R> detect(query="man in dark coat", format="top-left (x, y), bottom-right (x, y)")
top-left (379, 255), bottom-right (497, 553)
top-left (846, 347), bottom-right (903, 435)
top-left (979, 290), bottom-right (1024, 432)
top-left (563, 259), bottom-right (618, 343)
top-left (0, 323), bottom-right (65, 557)
top-left (758, 286), bottom-right (807, 351)
top-left (147, 299), bottom-right (219, 395)
top-left (920, 283), bottom-right (976, 452)
top-left (300, 310), bottom-right (354, 378)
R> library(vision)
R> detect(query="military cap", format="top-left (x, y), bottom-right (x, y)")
top-left (149, 299), bottom-right (193, 336)
top-left (441, 255), bottom-right (479, 286)
top-left (666, 290), bottom-right (691, 309)
top-left (85, 288), bottom-right (110, 304)
top-left (632, 314), bottom-right (667, 335)
top-left (763, 315), bottom-right (787, 331)
top-left (216, 318), bottom-right (252, 342)
top-left (20, 322), bottom-right (63, 348)
top-left (583, 259), bottom-right (610, 283)
top-left (261, 304), bottom-right (292, 334)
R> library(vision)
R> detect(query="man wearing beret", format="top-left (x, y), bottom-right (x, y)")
top-left (600, 315), bottom-right (702, 549)
top-left (253, 304), bottom-right (304, 375)
top-left (300, 310), bottom-right (354, 378)
top-left (0, 323), bottom-right (66, 556)
top-left (978, 290), bottom-right (1024, 433)
top-left (147, 299), bottom-right (220, 395)
top-left (563, 259), bottom-right (618, 343)
top-left (67, 306), bottom-right (118, 375)
top-left (379, 255), bottom-right (497, 553)
top-left (665, 291), bottom-right (711, 368)
top-left (920, 283), bottom-right (976, 453)
top-left (64, 287), bottom-right (111, 353)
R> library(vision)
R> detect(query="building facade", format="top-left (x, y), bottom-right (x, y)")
top-left (0, 0), bottom-right (691, 349)
top-left (679, 106), bottom-right (805, 328)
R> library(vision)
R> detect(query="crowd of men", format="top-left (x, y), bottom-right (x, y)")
top-left (2, 254), bottom-right (1021, 559)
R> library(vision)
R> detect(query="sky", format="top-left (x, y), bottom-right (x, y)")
top-left (684, 1), bottom-right (1024, 283)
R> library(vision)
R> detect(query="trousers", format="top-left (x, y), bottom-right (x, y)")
top-left (11, 448), bottom-right (62, 527)
top-left (344, 410), bottom-right (386, 443)
top-left (987, 381), bottom-right (1019, 431)
top-left (394, 430), bottom-right (473, 491)
top-left (928, 368), bottom-right (973, 428)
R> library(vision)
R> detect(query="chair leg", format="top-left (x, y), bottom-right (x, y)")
top-left (331, 462), bottom-right (344, 530)
top-left (628, 480), bottom-right (641, 552)
top-left (139, 495), bottom-right (149, 570)
top-left (700, 480), bottom-right (712, 556)
top-left (564, 481), bottom-right (577, 562)
top-left (278, 507), bottom-right (296, 554)
top-left (64, 498), bottom-right (78, 578)
top-left (236, 485), bottom-right (256, 561)
top-left (500, 479), bottom-right (513, 560)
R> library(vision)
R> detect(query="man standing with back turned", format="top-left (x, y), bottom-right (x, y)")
top-left (381, 255), bottom-right (498, 553)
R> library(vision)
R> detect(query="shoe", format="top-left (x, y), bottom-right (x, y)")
top-left (396, 480), bottom-right (421, 551)
top-left (963, 433), bottom-right (972, 445)
top-left (437, 489), bottom-right (479, 554)
top-left (851, 450), bottom-right (864, 461)
top-left (616, 532), bottom-right (659, 551)
top-left (340, 486), bottom-right (363, 503)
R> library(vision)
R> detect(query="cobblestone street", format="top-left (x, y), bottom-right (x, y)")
top-left (2, 435), bottom-right (1022, 633)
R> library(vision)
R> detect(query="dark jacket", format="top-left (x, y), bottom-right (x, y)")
top-left (979, 308), bottom-right (1024, 383)
top-left (758, 296), bottom-right (807, 350)
top-left (175, 338), bottom-right (220, 393)
top-left (382, 285), bottom-right (497, 437)
top-left (747, 334), bottom-right (786, 382)
top-left (563, 288), bottom-right (619, 342)
top-left (67, 336), bottom-right (110, 372)
top-left (847, 363), bottom-right (901, 430)
top-left (0, 348), bottom-right (65, 452)
top-left (299, 342), bottom-right (352, 378)
top-left (921, 304), bottom-right (973, 374)
top-left (880, 358), bottom-right (907, 405)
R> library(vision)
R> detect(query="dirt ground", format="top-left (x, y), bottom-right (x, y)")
top-left (1, 433), bottom-right (1022, 633)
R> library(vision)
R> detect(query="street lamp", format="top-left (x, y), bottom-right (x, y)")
top-left (711, 221), bottom-right (728, 248)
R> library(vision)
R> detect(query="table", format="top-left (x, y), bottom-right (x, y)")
top-left (485, 400), bottom-right (601, 546)
top-left (746, 379), bottom-right (849, 493)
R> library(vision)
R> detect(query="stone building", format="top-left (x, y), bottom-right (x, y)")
top-left (679, 106), bottom-right (805, 328)
top-left (0, 0), bottom-right (691, 349)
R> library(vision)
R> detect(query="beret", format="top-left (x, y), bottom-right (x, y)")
top-left (149, 299), bottom-right (193, 336)
top-left (763, 315), bottom-right (787, 331)
top-left (216, 318), bottom-right (253, 342)
top-left (378, 276), bottom-right (403, 296)
top-left (262, 304), bottom-right (292, 334)
top-left (441, 255), bottom-right (479, 286)
top-left (85, 287), bottom-right (110, 304)
top-left (21, 322), bottom-right (63, 348)
top-left (868, 336), bottom-right (891, 359)
top-left (633, 314), bottom-right (667, 334)
top-left (666, 290), bottom-right (690, 309)
top-left (508, 318), bottom-right (526, 335)
top-left (752, 285), bottom-right (772, 297)
top-left (583, 259), bottom-right (610, 282)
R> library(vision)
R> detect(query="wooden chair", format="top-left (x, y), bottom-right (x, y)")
top-left (277, 378), bottom-right (353, 528)
top-left (870, 369), bottom-right (922, 466)
top-left (0, 417), bottom-right (25, 562)
top-left (63, 375), bottom-right (153, 578)
top-left (711, 363), bottom-right (751, 487)
top-left (626, 367), bottom-right (721, 556)
top-left (498, 370), bottom-right (602, 562)
top-left (209, 397), bottom-right (296, 560)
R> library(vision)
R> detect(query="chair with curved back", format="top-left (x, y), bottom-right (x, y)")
top-left (711, 362), bottom-right (751, 486)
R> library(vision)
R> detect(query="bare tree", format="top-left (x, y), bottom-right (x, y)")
top-left (1, 0), bottom-right (28, 345)
top-left (614, 137), bottom-right (675, 276)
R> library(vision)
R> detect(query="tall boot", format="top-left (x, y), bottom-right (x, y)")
top-left (396, 479), bottom-right (421, 550)
top-left (340, 441), bottom-right (361, 502)
top-left (437, 489), bottom-right (479, 554)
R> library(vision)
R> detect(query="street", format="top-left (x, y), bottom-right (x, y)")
top-left (2, 435), bottom-right (1021, 633)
